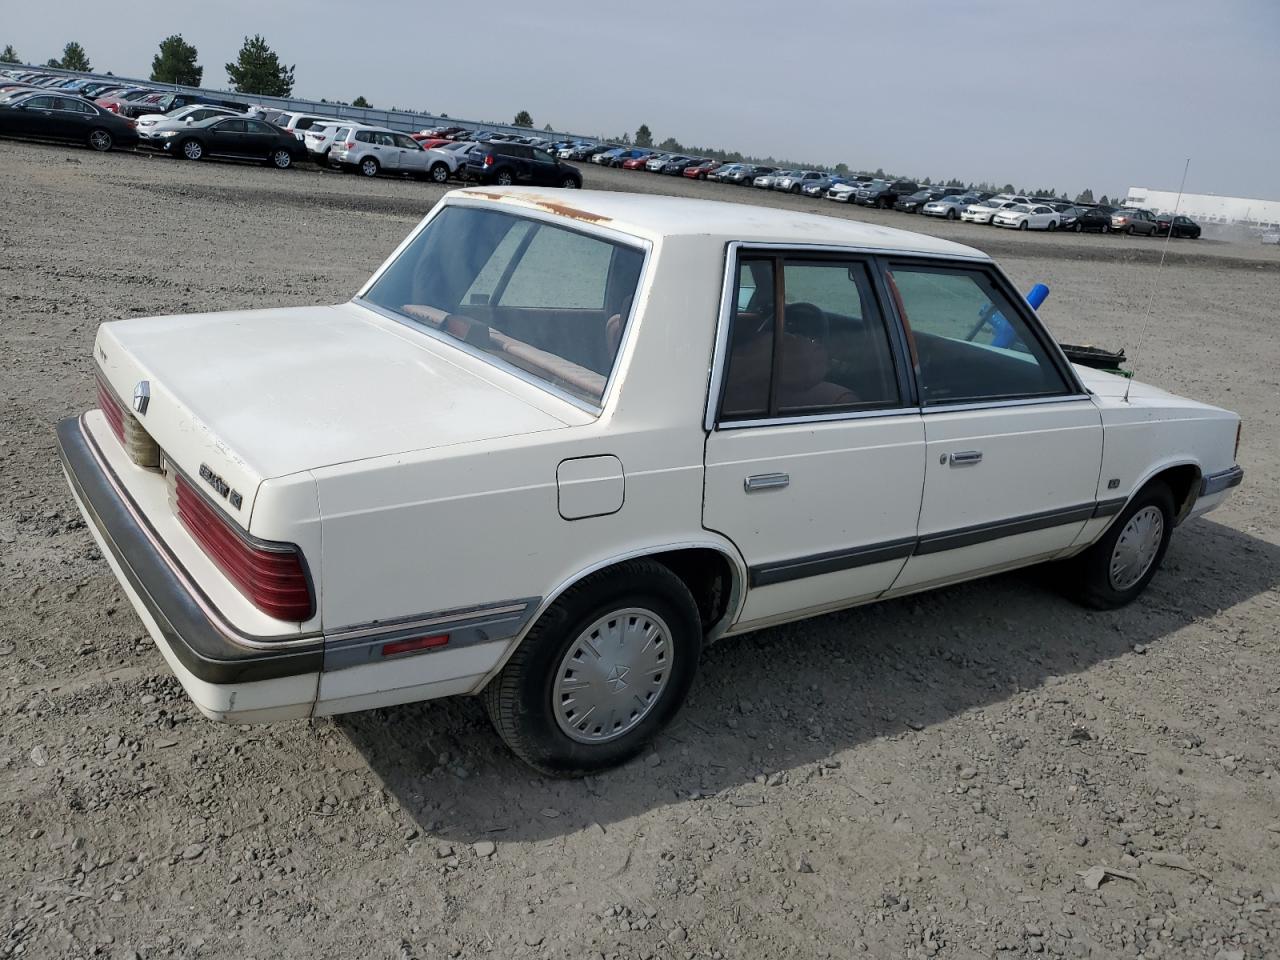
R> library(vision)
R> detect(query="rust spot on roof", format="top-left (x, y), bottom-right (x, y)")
top-left (455, 189), bottom-right (612, 225)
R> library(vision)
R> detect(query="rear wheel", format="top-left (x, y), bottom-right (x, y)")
top-left (180, 138), bottom-right (203, 161)
top-left (495, 168), bottom-right (515, 186)
top-left (483, 559), bottom-right (702, 776)
top-left (87, 128), bottom-right (113, 152)
top-left (1067, 483), bottom-right (1175, 609)
top-left (360, 157), bottom-right (380, 178)
top-left (270, 148), bottom-right (292, 169)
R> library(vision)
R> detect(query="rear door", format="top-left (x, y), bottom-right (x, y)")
top-left (704, 249), bottom-right (925, 631)
top-left (242, 119), bottom-right (278, 157)
top-left (883, 261), bottom-right (1103, 594)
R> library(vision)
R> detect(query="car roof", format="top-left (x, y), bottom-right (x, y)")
top-left (449, 188), bottom-right (989, 259)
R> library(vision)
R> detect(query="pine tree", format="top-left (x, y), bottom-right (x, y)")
top-left (151, 35), bottom-right (202, 86)
top-left (0, 45), bottom-right (20, 64)
top-left (352, 96), bottom-right (370, 107)
top-left (225, 35), bottom-right (295, 97)
top-left (57, 42), bottom-right (91, 72)
top-left (635, 124), bottom-right (653, 148)
top-left (512, 110), bottom-right (533, 128)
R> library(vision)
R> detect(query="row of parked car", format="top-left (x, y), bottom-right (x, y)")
top-left (0, 68), bottom-right (1203, 233)
top-left (544, 141), bottom-right (1204, 239)
top-left (0, 68), bottom-right (586, 188)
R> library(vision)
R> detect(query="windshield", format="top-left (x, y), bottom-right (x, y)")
top-left (362, 206), bottom-right (647, 406)
top-left (1008, 204), bottom-right (1031, 213)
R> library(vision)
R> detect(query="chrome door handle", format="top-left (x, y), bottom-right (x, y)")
top-left (947, 450), bottom-right (983, 466)
top-left (745, 472), bottom-right (790, 493)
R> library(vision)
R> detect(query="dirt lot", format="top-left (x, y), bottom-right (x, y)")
top-left (1, 140), bottom-right (1278, 960)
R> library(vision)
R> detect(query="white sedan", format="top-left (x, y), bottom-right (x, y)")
top-left (962, 197), bottom-right (1021, 224)
top-left (993, 203), bottom-right (1062, 230)
top-left (134, 104), bottom-right (241, 143)
top-left (62, 188), bottom-right (1244, 775)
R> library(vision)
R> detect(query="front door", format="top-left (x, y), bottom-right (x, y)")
top-left (394, 133), bottom-right (427, 173)
top-left (882, 261), bottom-right (1103, 593)
top-left (532, 148), bottom-right (560, 185)
top-left (703, 252), bottom-right (925, 630)
top-left (208, 118), bottom-right (245, 156)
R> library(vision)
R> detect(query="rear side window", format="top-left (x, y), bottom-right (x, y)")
top-left (886, 265), bottom-right (1068, 406)
top-left (720, 256), bottom-right (903, 421)
top-left (362, 206), bottom-right (646, 405)
top-left (356, 131), bottom-right (373, 143)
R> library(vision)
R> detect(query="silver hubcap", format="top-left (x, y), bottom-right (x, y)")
top-left (553, 607), bottom-right (672, 744)
top-left (497, 173), bottom-right (513, 185)
top-left (362, 160), bottom-right (377, 176)
top-left (274, 151), bottom-right (290, 167)
top-left (432, 166), bottom-right (447, 182)
top-left (183, 141), bottom-right (201, 160)
top-left (90, 131), bottom-right (109, 150)
top-left (1109, 505), bottom-right (1164, 591)
top-left (562, 179), bottom-right (577, 188)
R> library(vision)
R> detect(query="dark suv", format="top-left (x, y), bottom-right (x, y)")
top-left (856, 178), bottom-right (919, 208)
top-left (465, 142), bottom-right (583, 188)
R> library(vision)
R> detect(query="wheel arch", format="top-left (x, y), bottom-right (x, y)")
top-left (1125, 458), bottom-right (1203, 526)
top-left (471, 539), bottom-right (747, 693)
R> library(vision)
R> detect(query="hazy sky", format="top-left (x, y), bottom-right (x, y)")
top-left (6, 0), bottom-right (1277, 199)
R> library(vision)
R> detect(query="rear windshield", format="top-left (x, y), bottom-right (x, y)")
top-left (361, 206), bottom-right (647, 406)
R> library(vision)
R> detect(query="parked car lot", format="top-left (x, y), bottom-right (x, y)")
top-left (1, 138), bottom-right (1275, 960)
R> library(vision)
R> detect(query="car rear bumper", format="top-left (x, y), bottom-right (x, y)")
top-left (56, 415), bottom-right (323, 720)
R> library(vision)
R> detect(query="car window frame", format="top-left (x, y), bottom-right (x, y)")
top-left (879, 255), bottom-right (1088, 411)
top-left (707, 243), bottom-right (919, 431)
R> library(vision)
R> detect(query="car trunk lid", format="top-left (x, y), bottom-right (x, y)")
top-left (93, 302), bottom-right (578, 522)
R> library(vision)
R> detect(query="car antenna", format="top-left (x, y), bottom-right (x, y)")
top-left (1124, 157), bottom-right (1191, 404)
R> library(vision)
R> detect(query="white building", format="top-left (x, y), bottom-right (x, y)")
top-left (1123, 187), bottom-right (1280, 227)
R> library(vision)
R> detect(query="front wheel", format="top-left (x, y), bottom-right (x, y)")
top-left (947, 209), bottom-right (957, 220)
top-left (561, 176), bottom-right (579, 189)
top-left (1067, 483), bottom-right (1175, 609)
top-left (429, 162), bottom-right (449, 184)
top-left (87, 128), bottom-right (113, 152)
top-left (1018, 220), bottom-right (1029, 231)
top-left (1047, 220), bottom-right (1057, 231)
top-left (1074, 222), bottom-right (1083, 232)
top-left (180, 138), bottom-right (203, 161)
top-left (482, 559), bottom-right (702, 776)
top-left (270, 148), bottom-right (292, 169)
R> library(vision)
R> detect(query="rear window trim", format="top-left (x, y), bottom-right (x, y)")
top-left (354, 201), bottom-right (653, 415)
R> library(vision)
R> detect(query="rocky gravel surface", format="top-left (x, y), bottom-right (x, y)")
top-left (1, 139), bottom-right (1278, 960)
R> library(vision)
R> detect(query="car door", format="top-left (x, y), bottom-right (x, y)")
top-left (241, 119), bottom-right (278, 157)
top-left (703, 250), bottom-right (925, 631)
top-left (372, 132), bottom-right (399, 169)
top-left (883, 261), bottom-right (1103, 594)
top-left (530, 147), bottom-right (561, 185)
top-left (206, 118), bottom-right (244, 156)
top-left (394, 133), bottom-right (427, 173)
top-left (1031, 205), bottom-right (1054, 228)
top-left (17, 95), bottom-right (57, 136)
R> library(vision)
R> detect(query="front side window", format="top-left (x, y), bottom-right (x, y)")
top-left (720, 256), bottom-right (902, 421)
top-left (362, 206), bottom-right (646, 405)
top-left (394, 134), bottom-right (418, 149)
top-left (886, 265), bottom-right (1068, 406)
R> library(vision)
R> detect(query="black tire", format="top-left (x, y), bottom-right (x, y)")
top-left (87, 128), bottom-right (113, 152)
top-left (1047, 220), bottom-right (1057, 231)
top-left (359, 156), bottom-right (379, 178)
top-left (1127, 225), bottom-right (1136, 235)
top-left (561, 176), bottom-right (580, 189)
top-left (1102, 224), bottom-right (1110, 234)
top-left (1018, 219), bottom-right (1029, 231)
top-left (1074, 222), bottom-right (1083, 232)
top-left (482, 559), bottom-right (703, 776)
top-left (494, 168), bottom-right (515, 186)
top-left (180, 138), bottom-right (203, 161)
top-left (947, 209), bottom-right (957, 220)
top-left (270, 148), bottom-right (292, 170)
top-left (1067, 482), bottom-right (1176, 610)
top-left (429, 162), bottom-right (449, 184)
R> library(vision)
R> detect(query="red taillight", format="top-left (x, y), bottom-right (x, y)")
top-left (96, 375), bottom-right (126, 443)
top-left (483, 154), bottom-right (493, 166)
top-left (381, 634), bottom-right (449, 657)
top-left (174, 473), bottom-right (314, 622)
top-left (344, 140), bottom-right (355, 149)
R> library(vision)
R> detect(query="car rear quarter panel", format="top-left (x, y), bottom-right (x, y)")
top-left (309, 234), bottom-right (735, 642)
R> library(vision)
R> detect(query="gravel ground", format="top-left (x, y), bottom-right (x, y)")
top-left (1, 139), bottom-right (1278, 960)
